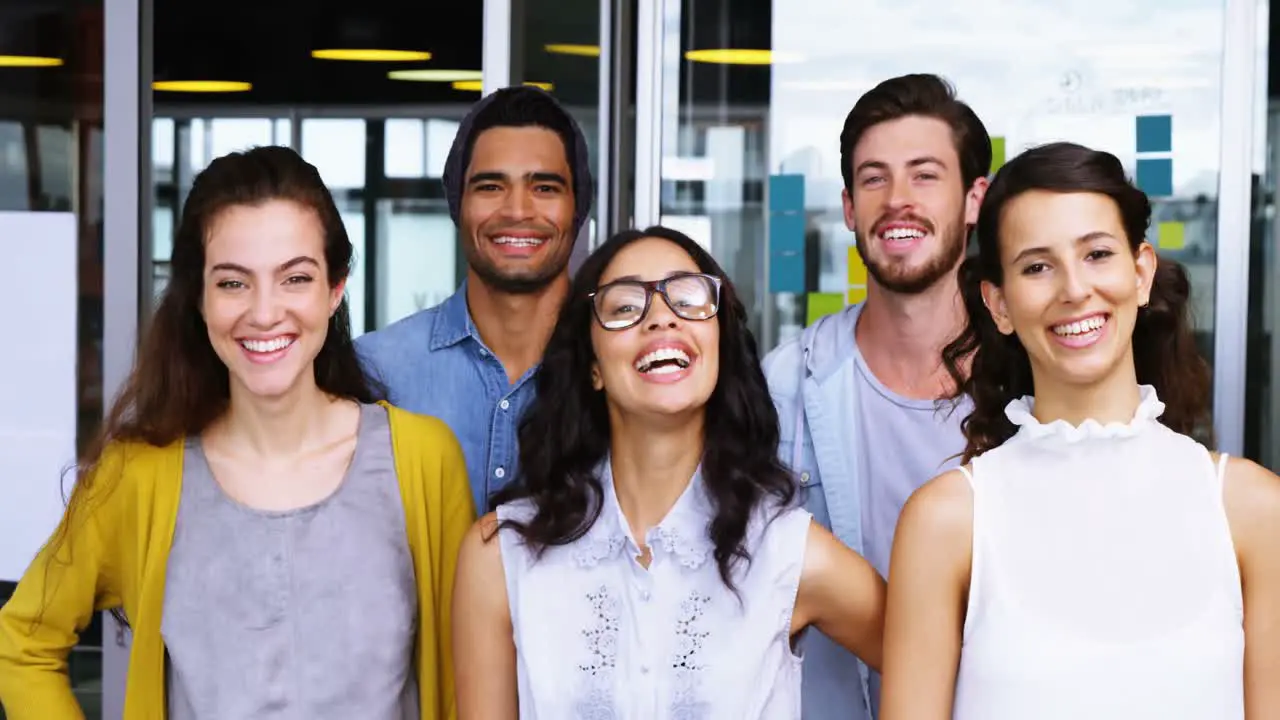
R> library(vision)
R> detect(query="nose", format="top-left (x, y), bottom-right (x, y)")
top-left (643, 291), bottom-right (680, 330)
top-left (1057, 262), bottom-right (1091, 304)
top-left (499, 185), bottom-right (536, 221)
top-left (248, 284), bottom-right (286, 328)
top-left (886, 174), bottom-right (916, 212)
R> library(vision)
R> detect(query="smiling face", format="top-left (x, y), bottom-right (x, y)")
top-left (845, 114), bottom-right (986, 294)
top-left (202, 199), bottom-right (345, 402)
top-left (980, 189), bottom-right (1156, 389)
top-left (459, 125), bottom-right (577, 294)
top-left (589, 237), bottom-right (720, 422)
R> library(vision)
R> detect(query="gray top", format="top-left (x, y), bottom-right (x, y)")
top-left (161, 402), bottom-right (419, 720)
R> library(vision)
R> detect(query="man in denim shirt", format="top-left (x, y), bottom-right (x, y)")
top-left (762, 74), bottom-right (992, 719)
top-left (357, 86), bottom-right (593, 512)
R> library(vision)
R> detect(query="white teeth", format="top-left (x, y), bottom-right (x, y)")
top-left (241, 337), bottom-right (294, 353)
top-left (880, 227), bottom-right (925, 241)
top-left (1052, 315), bottom-right (1107, 336)
top-left (634, 347), bottom-right (692, 373)
top-left (492, 236), bottom-right (545, 247)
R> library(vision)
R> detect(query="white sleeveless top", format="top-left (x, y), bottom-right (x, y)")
top-left (496, 459), bottom-right (812, 719)
top-left (953, 385), bottom-right (1244, 719)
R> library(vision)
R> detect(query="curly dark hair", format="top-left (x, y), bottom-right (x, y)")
top-left (490, 225), bottom-right (797, 591)
top-left (941, 141), bottom-right (1212, 462)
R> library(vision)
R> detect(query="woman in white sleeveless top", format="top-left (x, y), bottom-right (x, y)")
top-left (879, 142), bottom-right (1280, 719)
top-left (451, 226), bottom-right (887, 719)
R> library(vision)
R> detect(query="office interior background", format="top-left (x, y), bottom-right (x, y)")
top-left (0, 0), bottom-right (1275, 716)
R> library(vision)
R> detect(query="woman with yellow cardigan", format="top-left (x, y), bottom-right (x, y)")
top-left (0, 146), bottom-right (475, 719)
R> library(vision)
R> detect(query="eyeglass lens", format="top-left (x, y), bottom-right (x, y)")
top-left (594, 275), bottom-right (718, 329)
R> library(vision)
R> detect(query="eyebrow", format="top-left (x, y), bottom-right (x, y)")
top-left (210, 255), bottom-right (320, 274)
top-left (467, 170), bottom-right (570, 186)
top-left (1010, 231), bottom-right (1117, 264)
top-left (854, 155), bottom-right (948, 176)
top-left (606, 270), bottom-right (696, 283)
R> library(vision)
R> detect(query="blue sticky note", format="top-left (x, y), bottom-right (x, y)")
top-left (769, 174), bottom-right (805, 212)
top-left (1135, 158), bottom-right (1173, 197)
top-left (769, 210), bottom-right (805, 254)
top-left (1136, 115), bottom-right (1172, 153)
top-left (769, 248), bottom-right (805, 294)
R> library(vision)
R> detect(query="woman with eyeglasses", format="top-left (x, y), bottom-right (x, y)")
top-left (450, 226), bottom-right (886, 719)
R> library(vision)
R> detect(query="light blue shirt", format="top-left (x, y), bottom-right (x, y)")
top-left (355, 283), bottom-right (539, 512)
top-left (762, 302), bottom-right (968, 720)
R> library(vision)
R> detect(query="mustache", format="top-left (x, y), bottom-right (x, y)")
top-left (871, 213), bottom-right (935, 237)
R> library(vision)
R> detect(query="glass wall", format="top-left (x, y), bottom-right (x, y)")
top-left (652, 0), bottom-right (1235, 364)
top-left (147, 0), bottom-right (484, 333)
top-left (0, 0), bottom-right (105, 716)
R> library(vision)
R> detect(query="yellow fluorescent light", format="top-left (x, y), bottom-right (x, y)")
top-left (311, 49), bottom-right (431, 62)
top-left (388, 68), bottom-right (482, 82)
top-left (684, 48), bottom-right (793, 65)
top-left (545, 43), bottom-right (601, 57)
top-left (153, 80), bottom-right (252, 93)
top-left (451, 80), bottom-right (554, 92)
top-left (0, 55), bottom-right (63, 67)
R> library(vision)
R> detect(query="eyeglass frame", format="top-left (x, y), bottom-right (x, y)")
top-left (586, 271), bottom-right (724, 331)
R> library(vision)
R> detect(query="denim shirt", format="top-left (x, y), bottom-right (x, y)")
top-left (355, 283), bottom-right (539, 512)
top-left (761, 305), bottom-right (874, 720)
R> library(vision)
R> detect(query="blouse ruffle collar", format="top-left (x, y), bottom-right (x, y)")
top-left (1004, 384), bottom-right (1166, 443)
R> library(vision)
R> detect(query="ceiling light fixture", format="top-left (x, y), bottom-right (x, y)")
top-left (0, 55), bottom-right (63, 67)
top-left (684, 49), bottom-right (796, 65)
top-left (311, 49), bottom-right (431, 62)
top-left (388, 68), bottom-right (483, 82)
top-left (153, 80), bottom-right (252, 93)
top-left (545, 43), bottom-right (601, 57)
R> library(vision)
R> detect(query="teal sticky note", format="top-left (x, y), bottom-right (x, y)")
top-left (1136, 115), bottom-right (1172, 154)
top-left (769, 211), bottom-right (805, 254)
top-left (769, 249), bottom-right (805, 294)
top-left (1136, 158), bottom-right (1173, 197)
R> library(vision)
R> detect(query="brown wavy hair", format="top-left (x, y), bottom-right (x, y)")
top-left (47, 146), bottom-right (383, 624)
top-left (941, 142), bottom-right (1212, 462)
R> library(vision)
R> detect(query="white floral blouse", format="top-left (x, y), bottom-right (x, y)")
top-left (495, 458), bottom-right (813, 719)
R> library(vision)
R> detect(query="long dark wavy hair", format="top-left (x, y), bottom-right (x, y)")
top-left (47, 146), bottom-right (384, 623)
top-left (941, 142), bottom-right (1212, 462)
top-left (490, 226), bottom-right (797, 590)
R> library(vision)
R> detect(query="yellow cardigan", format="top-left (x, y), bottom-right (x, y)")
top-left (0, 403), bottom-right (475, 720)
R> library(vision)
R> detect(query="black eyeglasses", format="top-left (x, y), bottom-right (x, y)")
top-left (588, 272), bottom-right (723, 331)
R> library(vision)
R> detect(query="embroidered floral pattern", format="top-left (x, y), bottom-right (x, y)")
top-left (670, 591), bottom-right (712, 718)
top-left (650, 526), bottom-right (713, 570)
top-left (575, 585), bottom-right (621, 718)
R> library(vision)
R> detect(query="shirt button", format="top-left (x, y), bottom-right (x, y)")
top-left (640, 589), bottom-right (650, 601)
top-left (494, 467), bottom-right (505, 479)
top-left (499, 399), bottom-right (510, 410)
top-left (800, 472), bottom-right (810, 485)
top-left (479, 348), bottom-right (490, 357)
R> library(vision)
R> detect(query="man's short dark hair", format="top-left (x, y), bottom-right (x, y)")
top-left (839, 74), bottom-right (992, 194)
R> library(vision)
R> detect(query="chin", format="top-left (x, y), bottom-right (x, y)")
top-left (232, 370), bottom-right (308, 402)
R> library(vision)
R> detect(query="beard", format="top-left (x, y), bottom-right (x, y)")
top-left (462, 230), bottom-right (575, 295)
top-left (856, 214), bottom-right (967, 295)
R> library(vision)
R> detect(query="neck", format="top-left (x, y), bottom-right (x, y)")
top-left (1030, 353), bottom-right (1143, 428)
top-left (466, 271), bottom-right (569, 383)
top-left (220, 379), bottom-right (342, 457)
top-left (607, 411), bottom-right (705, 542)
top-left (856, 273), bottom-right (968, 398)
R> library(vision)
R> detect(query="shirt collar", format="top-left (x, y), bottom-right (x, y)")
top-left (429, 281), bottom-right (476, 351)
top-left (572, 455), bottom-right (715, 571)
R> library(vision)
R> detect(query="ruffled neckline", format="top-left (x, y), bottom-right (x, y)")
top-left (1004, 384), bottom-right (1165, 443)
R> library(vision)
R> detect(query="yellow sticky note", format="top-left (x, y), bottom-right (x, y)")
top-left (806, 292), bottom-right (845, 326)
top-left (1157, 221), bottom-right (1185, 250)
top-left (847, 286), bottom-right (868, 305)
top-left (991, 136), bottom-right (1007, 174)
top-left (847, 246), bottom-right (868, 286)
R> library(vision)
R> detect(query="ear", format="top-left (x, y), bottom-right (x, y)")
top-left (963, 176), bottom-right (989, 227)
top-left (590, 361), bottom-right (604, 391)
top-left (329, 277), bottom-right (347, 316)
top-left (1134, 242), bottom-right (1156, 307)
top-left (980, 279), bottom-right (1014, 335)
top-left (841, 187), bottom-right (856, 233)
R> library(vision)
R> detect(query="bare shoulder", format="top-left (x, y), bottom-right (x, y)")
top-left (457, 511), bottom-right (505, 572)
top-left (897, 467), bottom-right (975, 544)
top-left (1221, 455), bottom-right (1280, 546)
